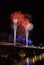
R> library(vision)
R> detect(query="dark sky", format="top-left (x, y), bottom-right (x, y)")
top-left (0, 0), bottom-right (44, 44)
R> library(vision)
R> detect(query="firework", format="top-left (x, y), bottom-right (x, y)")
top-left (10, 11), bottom-right (33, 45)
top-left (10, 11), bottom-right (30, 29)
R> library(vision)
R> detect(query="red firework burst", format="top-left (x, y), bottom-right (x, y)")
top-left (10, 11), bottom-right (31, 29)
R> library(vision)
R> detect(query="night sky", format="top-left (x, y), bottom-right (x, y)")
top-left (0, 0), bottom-right (44, 44)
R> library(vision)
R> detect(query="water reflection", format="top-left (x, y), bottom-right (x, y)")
top-left (0, 43), bottom-right (44, 65)
top-left (13, 53), bottom-right (44, 65)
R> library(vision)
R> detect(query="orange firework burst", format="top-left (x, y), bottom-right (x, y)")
top-left (10, 11), bottom-right (31, 29)
top-left (10, 11), bottom-right (31, 37)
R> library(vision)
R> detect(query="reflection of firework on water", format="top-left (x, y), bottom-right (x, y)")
top-left (10, 11), bottom-right (31, 37)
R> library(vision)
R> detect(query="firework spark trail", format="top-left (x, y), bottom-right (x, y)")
top-left (13, 19), bottom-right (18, 45)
